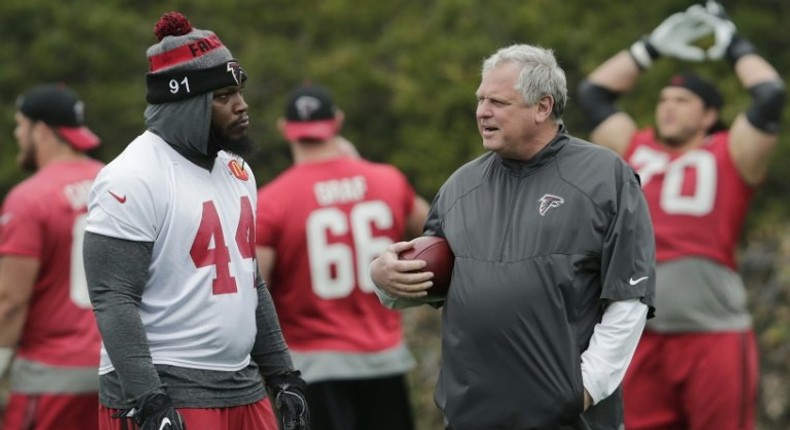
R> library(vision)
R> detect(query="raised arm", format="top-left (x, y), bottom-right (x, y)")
top-left (689, 2), bottom-right (786, 184)
top-left (577, 8), bottom-right (713, 155)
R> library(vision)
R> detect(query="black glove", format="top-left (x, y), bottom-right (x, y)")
top-left (267, 371), bottom-right (310, 430)
top-left (134, 392), bottom-right (186, 430)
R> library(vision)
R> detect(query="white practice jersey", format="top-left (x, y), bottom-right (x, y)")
top-left (86, 131), bottom-right (259, 374)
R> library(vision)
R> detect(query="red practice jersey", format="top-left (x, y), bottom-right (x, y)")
top-left (625, 130), bottom-right (753, 269)
top-left (0, 159), bottom-right (104, 366)
top-left (257, 157), bottom-right (416, 353)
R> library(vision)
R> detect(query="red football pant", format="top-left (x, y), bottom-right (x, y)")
top-left (98, 398), bottom-right (277, 430)
top-left (624, 330), bottom-right (758, 430)
top-left (2, 392), bottom-right (99, 430)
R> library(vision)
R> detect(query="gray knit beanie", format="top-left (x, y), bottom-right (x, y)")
top-left (145, 12), bottom-right (246, 104)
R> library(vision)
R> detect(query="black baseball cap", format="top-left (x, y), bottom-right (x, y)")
top-left (666, 73), bottom-right (723, 109)
top-left (666, 73), bottom-right (726, 133)
top-left (16, 84), bottom-right (100, 151)
top-left (283, 83), bottom-right (338, 141)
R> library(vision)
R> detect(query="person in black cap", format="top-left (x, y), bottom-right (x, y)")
top-left (82, 11), bottom-right (309, 430)
top-left (255, 82), bottom-right (429, 430)
top-left (0, 83), bottom-right (103, 430)
top-left (576, 2), bottom-right (785, 430)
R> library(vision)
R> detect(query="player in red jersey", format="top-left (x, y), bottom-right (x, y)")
top-left (0, 84), bottom-right (103, 430)
top-left (256, 83), bottom-right (429, 430)
top-left (577, 3), bottom-right (785, 430)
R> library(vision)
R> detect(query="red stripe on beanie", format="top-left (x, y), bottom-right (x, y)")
top-left (148, 34), bottom-right (225, 72)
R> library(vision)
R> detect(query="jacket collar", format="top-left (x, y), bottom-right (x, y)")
top-left (498, 123), bottom-right (568, 175)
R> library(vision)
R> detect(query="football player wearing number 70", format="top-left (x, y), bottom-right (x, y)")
top-left (0, 83), bottom-right (103, 430)
top-left (577, 2), bottom-right (785, 429)
top-left (83, 12), bottom-right (308, 430)
top-left (255, 83), bottom-right (429, 430)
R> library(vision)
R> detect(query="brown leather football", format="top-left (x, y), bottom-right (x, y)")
top-left (399, 236), bottom-right (454, 297)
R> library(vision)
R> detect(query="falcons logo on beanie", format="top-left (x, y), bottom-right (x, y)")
top-left (227, 61), bottom-right (244, 86)
top-left (538, 194), bottom-right (565, 216)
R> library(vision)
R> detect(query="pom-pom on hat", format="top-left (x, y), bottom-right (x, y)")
top-left (283, 84), bottom-right (339, 142)
top-left (17, 84), bottom-right (100, 151)
top-left (145, 11), bottom-right (246, 104)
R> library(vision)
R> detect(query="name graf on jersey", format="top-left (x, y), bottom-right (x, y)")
top-left (314, 176), bottom-right (367, 206)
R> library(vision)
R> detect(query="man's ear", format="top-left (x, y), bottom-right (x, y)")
top-left (702, 108), bottom-right (719, 131)
top-left (33, 122), bottom-right (58, 146)
top-left (535, 95), bottom-right (555, 123)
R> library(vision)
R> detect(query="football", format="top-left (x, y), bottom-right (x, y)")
top-left (398, 235), bottom-right (454, 297)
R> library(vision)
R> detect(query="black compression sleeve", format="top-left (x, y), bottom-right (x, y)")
top-left (576, 80), bottom-right (622, 130)
top-left (745, 81), bottom-right (786, 134)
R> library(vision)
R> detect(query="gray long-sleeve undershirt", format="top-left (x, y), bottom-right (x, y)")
top-left (84, 232), bottom-right (295, 408)
top-left (84, 232), bottom-right (161, 403)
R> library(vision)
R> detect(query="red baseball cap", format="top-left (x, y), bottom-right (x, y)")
top-left (16, 84), bottom-right (100, 151)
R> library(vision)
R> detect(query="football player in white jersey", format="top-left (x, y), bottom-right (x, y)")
top-left (83, 12), bottom-right (309, 430)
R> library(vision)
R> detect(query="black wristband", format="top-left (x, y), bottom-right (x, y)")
top-left (629, 37), bottom-right (661, 70)
top-left (643, 38), bottom-right (660, 60)
top-left (726, 35), bottom-right (757, 66)
top-left (267, 370), bottom-right (307, 391)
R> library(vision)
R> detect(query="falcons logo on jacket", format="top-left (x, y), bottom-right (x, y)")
top-left (538, 194), bottom-right (564, 216)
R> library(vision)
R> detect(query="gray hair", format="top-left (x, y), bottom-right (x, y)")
top-left (482, 44), bottom-right (567, 120)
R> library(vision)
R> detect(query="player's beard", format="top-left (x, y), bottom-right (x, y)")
top-left (658, 133), bottom-right (685, 147)
top-left (17, 142), bottom-right (38, 172)
top-left (208, 125), bottom-right (254, 158)
top-left (656, 123), bottom-right (697, 148)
